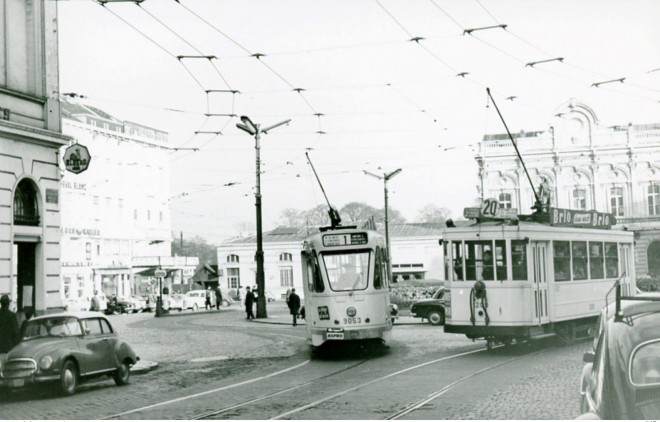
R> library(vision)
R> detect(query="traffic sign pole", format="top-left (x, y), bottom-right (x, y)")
top-left (154, 268), bottom-right (166, 317)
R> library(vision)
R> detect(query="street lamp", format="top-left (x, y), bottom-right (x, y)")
top-left (236, 115), bottom-right (291, 318)
top-left (364, 168), bottom-right (402, 284)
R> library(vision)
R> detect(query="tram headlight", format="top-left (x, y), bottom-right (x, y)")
top-left (346, 307), bottom-right (357, 317)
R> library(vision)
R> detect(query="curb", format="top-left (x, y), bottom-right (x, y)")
top-left (132, 360), bottom-right (159, 374)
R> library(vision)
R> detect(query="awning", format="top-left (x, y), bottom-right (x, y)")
top-left (134, 267), bottom-right (177, 277)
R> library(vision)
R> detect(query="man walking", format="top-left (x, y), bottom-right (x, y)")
top-left (245, 286), bottom-right (255, 320)
top-left (205, 287), bottom-right (213, 310)
top-left (90, 290), bottom-right (101, 312)
top-left (0, 295), bottom-right (19, 353)
top-left (288, 288), bottom-right (301, 327)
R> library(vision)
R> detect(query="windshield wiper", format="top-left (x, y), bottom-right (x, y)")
top-left (349, 274), bottom-right (362, 296)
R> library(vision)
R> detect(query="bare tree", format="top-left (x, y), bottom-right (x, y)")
top-left (278, 208), bottom-right (303, 227)
top-left (233, 221), bottom-right (256, 237)
top-left (415, 204), bottom-right (451, 224)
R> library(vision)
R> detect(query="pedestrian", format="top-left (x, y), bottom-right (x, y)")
top-left (205, 287), bottom-right (213, 310)
top-left (245, 286), bottom-right (255, 320)
top-left (90, 290), bottom-right (101, 312)
top-left (285, 288), bottom-right (292, 304)
top-left (252, 284), bottom-right (259, 304)
top-left (0, 294), bottom-right (19, 353)
top-left (288, 288), bottom-right (301, 327)
top-left (214, 285), bottom-right (223, 310)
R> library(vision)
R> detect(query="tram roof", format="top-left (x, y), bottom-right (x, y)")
top-left (442, 218), bottom-right (634, 238)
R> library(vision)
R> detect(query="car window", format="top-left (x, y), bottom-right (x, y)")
top-left (24, 317), bottom-right (82, 339)
top-left (99, 318), bottom-right (114, 334)
top-left (631, 340), bottom-right (660, 386)
top-left (83, 318), bottom-right (103, 335)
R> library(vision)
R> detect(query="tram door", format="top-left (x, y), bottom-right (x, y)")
top-left (531, 242), bottom-right (549, 325)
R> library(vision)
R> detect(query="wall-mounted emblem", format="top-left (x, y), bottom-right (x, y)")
top-left (63, 144), bottom-right (91, 174)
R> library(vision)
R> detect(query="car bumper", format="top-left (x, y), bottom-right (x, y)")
top-left (1, 373), bottom-right (60, 388)
top-left (309, 325), bottom-right (392, 346)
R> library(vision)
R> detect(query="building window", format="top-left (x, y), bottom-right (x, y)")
top-left (279, 252), bottom-right (293, 262)
top-left (147, 210), bottom-right (151, 221)
top-left (227, 254), bottom-right (240, 263)
top-left (498, 192), bottom-right (512, 209)
top-left (280, 267), bottom-right (293, 287)
top-left (93, 196), bottom-right (99, 206)
top-left (572, 188), bottom-right (587, 210)
top-left (118, 198), bottom-right (124, 208)
top-left (134, 209), bottom-right (138, 220)
top-left (13, 179), bottom-right (39, 226)
top-left (648, 184), bottom-right (660, 216)
top-left (227, 267), bottom-right (240, 289)
top-left (159, 211), bottom-right (163, 222)
top-left (610, 187), bottom-right (624, 217)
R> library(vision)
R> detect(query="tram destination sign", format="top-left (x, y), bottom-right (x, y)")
top-left (548, 207), bottom-right (615, 229)
top-left (323, 232), bottom-right (368, 247)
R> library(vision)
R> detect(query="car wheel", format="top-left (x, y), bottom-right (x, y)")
top-left (192, 304), bottom-right (198, 311)
top-left (113, 360), bottom-right (131, 386)
top-left (60, 360), bottom-right (78, 396)
top-left (428, 311), bottom-right (444, 326)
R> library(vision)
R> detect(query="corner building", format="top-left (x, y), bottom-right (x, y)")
top-left (477, 99), bottom-right (660, 278)
top-left (0, 1), bottom-right (70, 314)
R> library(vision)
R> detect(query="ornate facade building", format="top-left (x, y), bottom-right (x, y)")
top-left (477, 99), bottom-right (660, 278)
top-left (0, 1), bottom-right (70, 314)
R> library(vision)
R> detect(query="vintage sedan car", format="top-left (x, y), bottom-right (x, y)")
top-left (168, 293), bottom-right (185, 311)
top-left (0, 312), bottom-right (138, 395)
top-left (579, 299), bottom-right (660, 419)
top-left (409, 288), bottom-right (447, 326)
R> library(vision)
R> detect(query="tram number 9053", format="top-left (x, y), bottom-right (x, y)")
top-left (343, 317), bottom-right (362, 324)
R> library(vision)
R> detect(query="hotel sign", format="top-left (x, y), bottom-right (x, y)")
top-left (63, 144), bottom-right (91, 174)
top-left (61, 227), bottom-right (101, 237)
top-left (548, 207), bottom-right (615, 229)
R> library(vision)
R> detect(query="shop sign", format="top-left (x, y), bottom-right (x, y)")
top-left (46, 188), bottom-right (59, 204)
top-left (61, 227), bottom-right (101, 237)
top-left (63, 144), bottom-right (91, 174)
top-left (548, 207), bottom-right (614, 229)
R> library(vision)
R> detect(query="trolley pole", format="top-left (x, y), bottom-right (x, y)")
top-left (237, 116), bottom-right (291, 319)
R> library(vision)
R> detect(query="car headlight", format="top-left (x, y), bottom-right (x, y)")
top-left (39, 356), bottom-right (53, 371)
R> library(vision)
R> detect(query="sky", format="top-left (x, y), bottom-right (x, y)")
top-left (56, 0), bottom-right (660, 244)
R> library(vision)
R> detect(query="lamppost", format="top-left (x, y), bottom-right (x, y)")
top-left (364, 168), bottom-right (402, 283)
top-left (236, 115), bottom-right (291, 318)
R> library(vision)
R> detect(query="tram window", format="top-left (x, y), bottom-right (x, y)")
top-left (305, 253), bottom-right (325, 293)
top-left (374, 247), bottom-right (385, 290)
top-left (511, 240), bottom-right (528, 280)
top-left (553, 241), bottom-right (571, 282)
top-left (604, 242), bottom-right (619, 278)
top-left (494, 240), bottom-right (506, 280)
top-left (452, 242), bottom-right (465, 281)
top-left (322, 251), bottom-right (370, 292)
top-left (572, 241), bottom-right (588, 281)
top-left (589, 242), bottom-right (605, 279)
top-left (465, 241), bottom-right (496, 281)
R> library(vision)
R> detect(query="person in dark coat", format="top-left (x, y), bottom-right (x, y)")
top-left (244, 286), bottom-right (255, 320)
top-left (0, 294), bottom-right (19, 353)
top-left (214, 286), bottom-right (223, 310)
top-left (288, 288), bottom-right (301, 326)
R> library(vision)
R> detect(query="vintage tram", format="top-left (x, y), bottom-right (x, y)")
top-left (443, 205), bottom-right (635, 347)
top-left (300, 227), bottom-right (393, 347)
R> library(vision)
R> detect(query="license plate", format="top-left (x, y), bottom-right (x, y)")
top-left (327, 332), bottom-right (345, 340)
top-left (10, 379), bottom-right (25, 387)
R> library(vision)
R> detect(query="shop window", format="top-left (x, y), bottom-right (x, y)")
top-left (553, 241), bottom-right (571, 282)
top-left (13, 179), bottom-right (40, 226)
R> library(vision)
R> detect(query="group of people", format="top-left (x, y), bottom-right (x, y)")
top-left (0, 295), bottom-right (34, 354)
top-left (242, 286), bottom-right (301, 326)
top-left (205, 286), bottom-right (224, 310)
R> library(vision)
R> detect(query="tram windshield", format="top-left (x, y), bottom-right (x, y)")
top-left (322, 251), bottom-right (370, 292)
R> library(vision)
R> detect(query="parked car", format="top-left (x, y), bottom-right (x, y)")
top-left (0, 312), bottom-right (138, 395)
top-left (183, 290), bottom-right (211, 311)
top-left (409, 288), bottom-right (447, 325)
top-left (105, 296), bottom-right (135, 314)
top-left (579, 299), bottom-right (660, 419)
top-left (168, 294), bottom-right (185, 311)
top-left (127, 295), bottom-right (147, 313)
top-left (63, 297), bottom-right (90, 312)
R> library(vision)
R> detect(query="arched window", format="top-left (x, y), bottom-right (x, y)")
top-left (227, 254), bottom-right (239, 263)
top-left (14, 179), bottom-right (39, 226)
top-left (279, 252), bottom-right (292, 262)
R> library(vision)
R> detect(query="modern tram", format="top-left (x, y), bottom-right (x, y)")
top-left (442, 205), bottom-right (635, 347)
top-left (300, 227), bottom-right (393, 347)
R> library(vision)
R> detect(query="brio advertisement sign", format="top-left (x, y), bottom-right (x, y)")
top-left (548, 207), bottom-right (615, 229)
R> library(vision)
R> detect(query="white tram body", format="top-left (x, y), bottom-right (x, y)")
top-left (300, 228), bottom-right (393, 347)
top-left (443, 207), bottom-right (635, 344)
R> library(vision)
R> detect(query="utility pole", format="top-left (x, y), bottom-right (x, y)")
top-left (364, 168), bottom-right (402, 283)
top-left (236, 116), bottom-right (291, 318)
